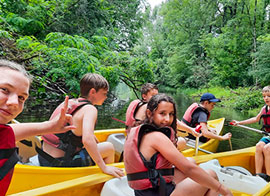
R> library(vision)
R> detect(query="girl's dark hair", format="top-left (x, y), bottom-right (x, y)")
top-left (145, 93), bottom-right (178, 143)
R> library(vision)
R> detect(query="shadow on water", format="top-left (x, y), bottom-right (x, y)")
top-left (16, 90), bottom-right (262, 152)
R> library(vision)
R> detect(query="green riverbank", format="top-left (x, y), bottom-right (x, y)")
top-left (177, 86), bottom-right (265, 116)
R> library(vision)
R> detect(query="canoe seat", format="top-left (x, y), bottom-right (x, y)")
top-left (107, 133), bottom-right (125, 161)
top-left (101, 176), bottom-right (134, 196)
top-left (16, 136), bottom-right (41, 163)
top-left (199, 159), bottom-right (267, 194)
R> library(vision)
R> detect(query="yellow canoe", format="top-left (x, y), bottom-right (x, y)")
top-left (7, 118), bottom-right (224, 195)
top-left (9, 147), bottom-right (270, 196)
top-left (182, 117), bottom-right (225, 157)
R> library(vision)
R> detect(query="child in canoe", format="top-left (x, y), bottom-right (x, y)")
top-left (231, 86), bottom-right (270, 181)
top-left (125, 83), bottom-right (159, 132)
top-left (38, 73), bottom-right (124, 178)
top-left (124, 93), bottom-right (232, 196)
top-left (181, 93), bottom-right (232, 142)
top-left (125, 83), bottom-right (200, 150)
top-left (0, 59), bottom-right (75, 196)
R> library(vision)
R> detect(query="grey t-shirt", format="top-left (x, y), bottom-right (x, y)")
top-left (191, 110), bottom-right (208, 125)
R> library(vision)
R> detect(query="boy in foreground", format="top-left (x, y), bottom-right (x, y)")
top-left (0, 59), bottom-right (75, 195)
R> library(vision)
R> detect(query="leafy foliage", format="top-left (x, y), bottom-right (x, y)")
top-left (0, 0), bottom-right (154, 103)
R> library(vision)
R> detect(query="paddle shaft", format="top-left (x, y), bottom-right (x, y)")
top-left (186, 143), bottom-right (213, 154)
top-left (112, 117), bottom-right (126, 124)
top-left (228, 138), bottom-right (233, 150)
top-left (195, 137), bottom-right (199, 155)
top-left (232, 124), bottom-right (270, 136)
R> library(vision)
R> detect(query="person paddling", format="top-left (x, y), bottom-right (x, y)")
top-left (124, 93), bottom-right (232, 196)
top-left (231, 86), bottom-right (270, 182)
top-left (181, 93), bottom-right (232, 142)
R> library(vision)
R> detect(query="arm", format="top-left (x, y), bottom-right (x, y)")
top-left (200, 122), bottom-right (231, 141)
top-left (80, 105), bottom-right (123, 178)
top-left (232, 107), bottom-right (264, 125)
top-left (149, 132), bottom-right (231, 195)
top-left (177, 119), bottom-right (200, 137)
top-left (11, 96), bottom-right (75, 141)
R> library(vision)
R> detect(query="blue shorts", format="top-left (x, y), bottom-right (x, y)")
top-left (260, 136), bottom-right (270, 144)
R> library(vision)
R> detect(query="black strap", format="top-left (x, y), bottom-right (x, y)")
top-left (0, 148), bottom-right (20, 180)
top-left (0, 148), bottom-right (17, 159)
top-left (133, 101), bottom-right (147, 121)
top-left (127, 168), bottom-right (174, 181)
top-left (35, 146), bottom-right (63, 166)
top-left (127, 168), bottom-right (174, 196)
top-left (182, 118), bottom-right (192, 127)
top-left (19, 139), bottom-right (33, 147)
top-left (71, 100), bottom-right (91, 116)
top-left (119, 151), bottom-right (124, 162)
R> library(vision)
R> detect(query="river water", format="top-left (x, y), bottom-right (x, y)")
top-left (16, 89), bottom-right (263, 152)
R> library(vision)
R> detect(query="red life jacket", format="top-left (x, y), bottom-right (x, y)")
top-left (40, 98), bottom-right (91, 166)
top-left (182, 103), bottom-right (210, 128)
top-left (125, 100), bottom-right (146, 133)
top-left (124, 124), bottom-right (175, 192)
top-left (261, 106), bottom-right (270, 133)
top-left (0, 124), bottom-right (20, 196)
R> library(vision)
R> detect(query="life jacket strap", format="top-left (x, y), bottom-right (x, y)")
top-left (182, 118), bottom-right (192, 127)
top-left (35, 146), bottom-right (63, 166)
top-left (127, 168), bottom-right (174, 196)
top-left (127, 168), bottom-right (174, 181)
top-left (19, 139), bottom-right (33, 147)
top-left (0, 148), bottom-right (17, 159)
top-left (0, 148), bottom-right (20, 180)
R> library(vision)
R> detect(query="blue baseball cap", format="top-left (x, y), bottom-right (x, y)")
top-left (200, 93), bottom-right (221, 102)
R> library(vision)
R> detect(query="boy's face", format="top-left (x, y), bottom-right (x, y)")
top-left (90, 88), bottom-right (108, 105)
top-left (204, 101), bottom-right (216, 112)
top-left (263, 92), bottom-right (270, 106)
top-left (142, 89), bottom-right (158, 102)
top-left (0, 68), bottom-right (29, 124)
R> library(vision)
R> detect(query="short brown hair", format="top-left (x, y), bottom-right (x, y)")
top-left (80, 73), bottom-right (109, 98)
top-left (141, 83), bottom-right (158, 97)
top-left (0, 59), bottom-right (32, 83)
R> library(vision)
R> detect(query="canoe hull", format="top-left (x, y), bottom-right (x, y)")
top-left (9, 147), bottom-right (269, 196)
top-left (8, 118), bottom-right (225, 194)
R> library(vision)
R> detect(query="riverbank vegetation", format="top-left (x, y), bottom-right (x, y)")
top-left (178, 86), bottom-right (264, 115)
top-left (1, 0), bottom-right (270, 113)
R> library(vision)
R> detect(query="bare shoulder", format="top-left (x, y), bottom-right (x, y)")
top-left (75, 104), bottom-right (98, 119)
